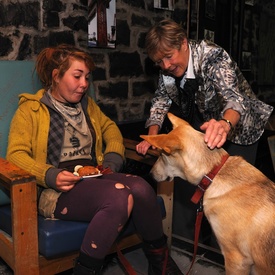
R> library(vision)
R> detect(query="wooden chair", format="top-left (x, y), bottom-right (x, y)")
top-left (0, 141), bottom-right (173, 275)
top-left (0, 61), bottom-right (174, 274)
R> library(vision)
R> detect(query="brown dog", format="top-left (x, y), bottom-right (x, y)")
top-left (141, 113), bottom-right (275, 275)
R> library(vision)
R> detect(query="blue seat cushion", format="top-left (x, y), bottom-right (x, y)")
top-left (0, 196), bottom-right (165, 258)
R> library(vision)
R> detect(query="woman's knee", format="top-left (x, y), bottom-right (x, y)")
top-left (114, 182), bottom-right (134, 215)
top-left (127, 176), bottom-right (156, 198)
top-left (104, 173), bottom-right (156, 201)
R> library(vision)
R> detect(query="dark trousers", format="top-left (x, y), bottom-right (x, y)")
top-left (223, 140), bottom-right (259, 165)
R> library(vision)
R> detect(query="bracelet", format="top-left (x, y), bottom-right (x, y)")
top-left (220, 118), bottom-right (232, 130)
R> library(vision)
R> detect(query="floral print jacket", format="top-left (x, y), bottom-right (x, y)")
top-left (145, 39), bottom-right (273, 145)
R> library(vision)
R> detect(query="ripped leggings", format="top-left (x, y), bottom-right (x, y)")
top-left (54, 173), bottom-right (164, 259)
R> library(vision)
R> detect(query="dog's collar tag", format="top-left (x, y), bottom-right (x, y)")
top-left (191, 154), bottom-right (229, 204)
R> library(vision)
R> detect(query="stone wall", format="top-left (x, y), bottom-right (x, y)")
top-left (1, 0), bottom-right (273, 123)
top-left (0, 0), bottom-right (187, 123)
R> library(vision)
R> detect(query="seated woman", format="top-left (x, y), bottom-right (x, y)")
top-left (6, 44), bottom-right (182, 275)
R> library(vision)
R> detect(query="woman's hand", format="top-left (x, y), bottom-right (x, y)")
top-left (200, 110), bottom-right (240, 149)
top-left (200, 119), bottom-right (230, 149)
top-left (136, 125), bottom-right (159, 155)
top-left (136, 140), bottom-right (154, 155)
top-left (55, 170), bottom-right (81, 192)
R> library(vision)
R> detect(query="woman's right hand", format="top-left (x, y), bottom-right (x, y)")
top-left (136, 125), bottom-right (159, 155)
top-left (55, 170), bottom-right (81, 192)
top-left (136, 140), bottom-right (153, 155)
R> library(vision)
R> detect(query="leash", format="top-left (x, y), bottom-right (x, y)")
top-left (186, 154), bottom-right (229, 274)
top-left (116, 244), bottom-right (137, 275)
top-left (186, 199), bottom-right (204, 275)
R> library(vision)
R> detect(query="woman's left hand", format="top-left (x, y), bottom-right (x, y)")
top-left (200, 119), bottom-right (230, 149)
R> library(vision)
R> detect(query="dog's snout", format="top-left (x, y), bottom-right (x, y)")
top-left (149, 170), bottom-right (160, 182)
top-left (149, 160), bottom-right (175, 182)
top-left (149, 170), bottom-right (173, 183)
top-left (149, 171), bottom-right (157, 181)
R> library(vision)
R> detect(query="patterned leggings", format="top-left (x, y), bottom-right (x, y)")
top-left (54, 173), bottom-right (163, 259)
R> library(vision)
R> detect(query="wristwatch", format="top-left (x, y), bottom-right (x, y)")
top-left (220, 118), bottom-right (232, 130)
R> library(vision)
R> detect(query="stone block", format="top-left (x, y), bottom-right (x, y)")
top-left (109, 51), bottom-right (143, 77)
top-left (99, 82), bottom-right (128, 99)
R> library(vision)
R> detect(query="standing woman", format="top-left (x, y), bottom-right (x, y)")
top-left (6, 44), bottom-right (182, 275)
top-left (136, 19), bottom-right (273, 165)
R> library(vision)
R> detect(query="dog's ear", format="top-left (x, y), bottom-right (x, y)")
top-left (167, 112), bottom-right (190, 129)
top-left (140, 134), bottom-right (181, 154)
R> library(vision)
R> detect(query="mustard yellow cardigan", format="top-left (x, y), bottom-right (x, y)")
top-left (7, 89), bottom-right (125, 188)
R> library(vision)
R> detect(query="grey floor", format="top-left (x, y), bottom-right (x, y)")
top-left (102, 246), bottom-right (225, 275)
top-left (0, 241), bottom-right (225, 275)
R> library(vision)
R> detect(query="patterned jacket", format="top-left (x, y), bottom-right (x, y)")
top-left (145, 39), bottom-right (273, 145)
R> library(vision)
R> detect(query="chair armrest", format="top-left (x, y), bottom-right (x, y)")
top-left (0, 157), bottom-right (39, 273)
top-left (123, 138), bottom-right (159, 166)
top-left (0, 158), bottom-right (36, 189)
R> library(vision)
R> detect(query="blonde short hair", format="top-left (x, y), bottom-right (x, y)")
top-left (145, 19), bottom-right (187, 60)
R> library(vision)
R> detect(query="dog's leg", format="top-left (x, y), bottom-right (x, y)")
top-left (223, 251), bottom-right (252, 275)
top-left (252, 265), bottom-right (274, 275)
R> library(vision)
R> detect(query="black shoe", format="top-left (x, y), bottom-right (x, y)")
top-left (73, 260), bottom-right (102, 275)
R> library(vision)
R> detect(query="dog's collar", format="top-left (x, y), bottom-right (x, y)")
top-left (191, 154), bottom-right (229, 204)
